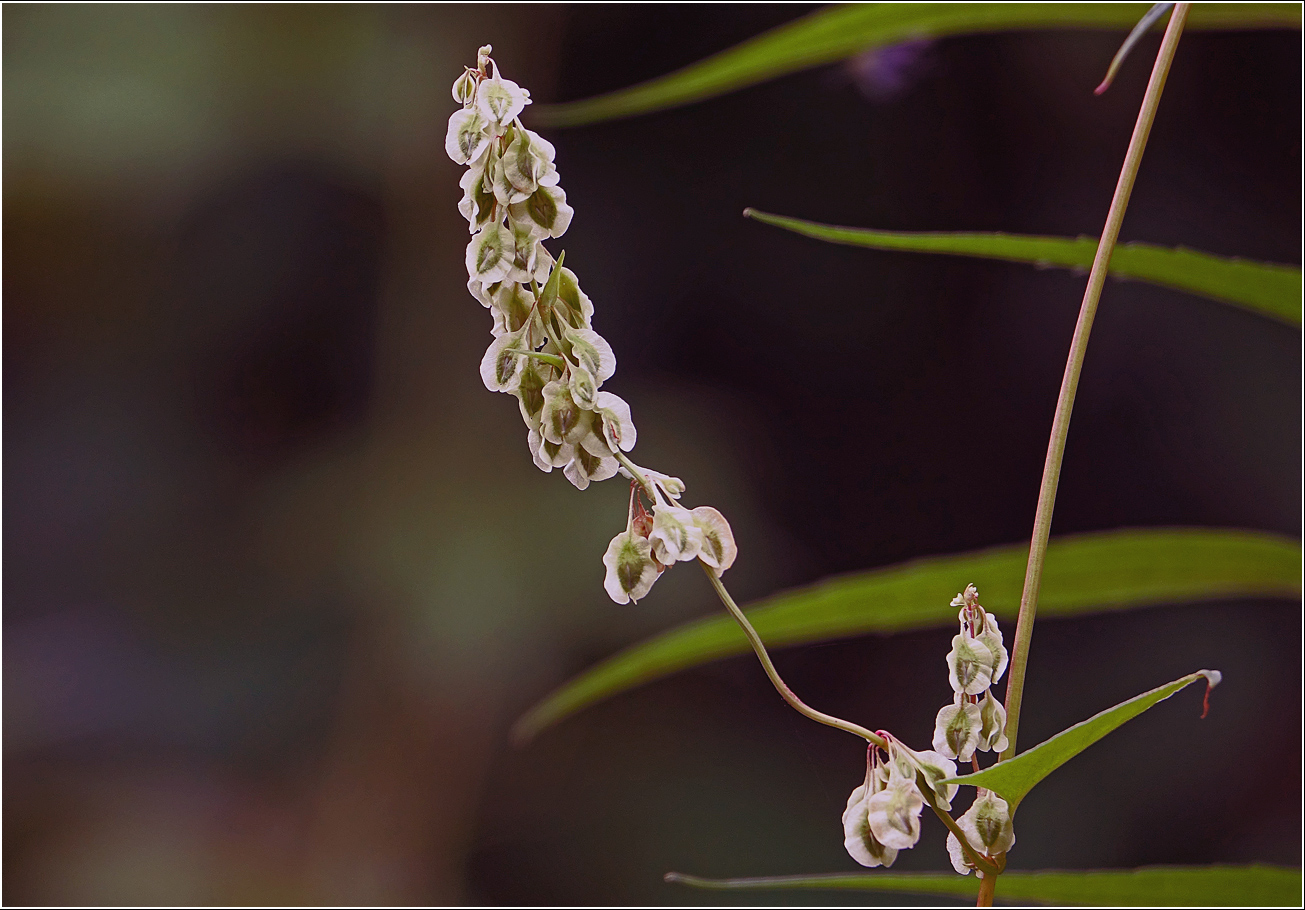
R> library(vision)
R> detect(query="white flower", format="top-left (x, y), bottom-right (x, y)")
top-left (510, 184), bottom-right (574, 239)
top-left (564, 327), bottom-right (616, 385)
top-left (933, 695), bottom-right (982, 761)
top-left (540, 380), bottom-right (587, 446)
top-left (866, 776), bottom-right (924, 851)
top-left (527, 427), bottom-right (573, 473)
top-left (649, 504), bottom-right (704, 564)
top-left (563, 444), bottom-right (618, 491)
top-left (445, 108), bottom-right (491, 165)
top-left (975, 611), bottom-right (1008, 685)
top-left (476, 70), bottom-right (530, 124)
top-left (977, 690), bottom-right (1009, 753)
top-left (691, 506), bottom-right (737, 574)
top-left (603, 529), bottom-right (660, 604)
top-left (946, 632), bottom-right (994, 696)
top-left (593, 391), bottom-right (637, 452)
top-left (466, 224), bottom-right (515, 283)
top-left (842, 780), bottom-right (898, 868)
top-left (946, 831), bottom-right (974, 875)
top-left (956, 791), bottom-right (1015, 857)
top-left (479, 328), bottom-right (528, 393)
top-left (900, 746), bottom-right (958, 811)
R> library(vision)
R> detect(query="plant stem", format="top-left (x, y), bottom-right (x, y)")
top-left (1000, 3), bottom-right (1189, 762)
top-left (703, 563), bottom-right (887, 748)
top-left (977, 871), bottom-right (997, 907)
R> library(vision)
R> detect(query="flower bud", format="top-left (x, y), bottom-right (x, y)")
top-left (452, 68), bottom-right (477, 105)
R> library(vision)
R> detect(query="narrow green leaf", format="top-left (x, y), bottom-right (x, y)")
top-left (744, 209), bottom-right (1302, 326)
top-left (534, 4), bottom-right (1301, 127)
top-left (942, 669), bottom-right (1221, 808)
top-left (666, 865), bottom-right (1302, 906)
top-left (512, 528), bottom-right (1300, 742)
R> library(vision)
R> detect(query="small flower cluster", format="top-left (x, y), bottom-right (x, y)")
top-left (842, 735), bottom-right (958, 868)
top-left (934, 584), bottom-right (1010, 762)
top-left (447, 47), bottom-right (736, 604)
top-left (935, 584), bottom-right (1016, 875)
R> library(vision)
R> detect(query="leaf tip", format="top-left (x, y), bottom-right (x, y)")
top-left (663, 872), bottom-right (684, 884)
top-left (742, 207), bottom-right (756, 219)
top-left (1093, 77), bottom-right (1112, 95)
top-left (1199, 669), bottom-right (1223, 719)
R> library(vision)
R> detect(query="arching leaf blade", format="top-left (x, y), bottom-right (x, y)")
top-left (666, 865), bottom-right (1302, 906)
top-left (512, 528), bottom-right (1300, 742)
top-left (534, 4), bottom-right (1302, 127)
top-left (943, 670), bottom-right (1221, 808)
top-left (744, 209), bottom-right (1302, 326)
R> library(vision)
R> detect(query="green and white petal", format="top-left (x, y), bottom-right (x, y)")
top-left (947, 633), bottom-right (994, 696)
top-left (946, 832), bottom-right (973, 875)
top-left (977, 690), bottom-right (1009, 754)
top-left (475, 71), bottom-right (530, 125)
top-left (452, 68), bottom-right (477, 105)
top-left (458, 164), bottom-right (497, 233)
top-left (842, 783), bottom-right (898, 869)
top-left (649, 504), bottom-right (704, 564)
top-left (933, 696), bottom-right (982, 761)
top-left (540, 379), bottom-right (586, 446)
top-left (480, 328), bottom-right (528, 394)
top-left (958, 792), bottom-right (1015, 857)
top-left (902, 747), bottom-right (958, 811)
top-left (466, 224), bottom-right (515, 284)
top-left (445, 108), bottom-right (490, 164)
top-left (563, 445), bottom-right (619, 491)
top-left (564, 327), bottom-right (616, 385)
top-left (690, 506), bottom-right (737, 574)
top-left (866, 777), bottom-right (924, 852)
top-left (527, 427), bottom-right (574, 473)
top-left (515, 361), bottom-right (553, 429)
top-left (555, 267), bottom-right (594, 329)
top-left (593, 391), bottom-right (637, 452)
top-left (569, 364), bottom-right (600, 410)
top-left (976, 613), bottom-right (1009, 684)
top-left (602, 530), bottom-right (660, 604)
top-left (490, 281), bottom-right (538, 338)
top-left (510, 184), bottom-right (573, 240)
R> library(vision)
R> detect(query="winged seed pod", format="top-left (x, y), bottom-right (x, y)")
top-left (448, 47), bottom-right (736, 604)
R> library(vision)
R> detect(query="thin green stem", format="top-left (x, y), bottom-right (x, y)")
top-left (511, 349), bottom-right (566, 369)
top-left (1000, 3), bottom-right (1189, 762)
top-left (703, 563), bottom-right (887, 748)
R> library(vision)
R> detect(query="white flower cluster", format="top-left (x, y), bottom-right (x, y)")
top-left (934, 584), bottom-right (1016, 874)
top-left (934, 585), bottom-right (1010, 761)
top-left (447, 47), bottom-right (737, 605)
top-left (842, 735), bottom-right (958, 868)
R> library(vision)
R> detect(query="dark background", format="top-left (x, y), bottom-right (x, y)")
top-left (5, 5), bottom-right (1299, 904)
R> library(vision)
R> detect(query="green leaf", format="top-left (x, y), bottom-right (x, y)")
top-left (743, 209), bottom-right (1302, 327)
top-left (665, 865), bottom-right (1302, 906)
top-left (533, 4), bottom-right (1302, 127)
top-left (943, 670), bottom-right (1221, 809)
top-left (512, 528), bottom-right (1300, 742)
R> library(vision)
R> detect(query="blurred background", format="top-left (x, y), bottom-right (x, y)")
top-left (4, 4), bottom-right (1299, 905)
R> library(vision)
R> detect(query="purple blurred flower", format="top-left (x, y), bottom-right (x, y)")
top-left (845, 40), bottom-right (936, 102)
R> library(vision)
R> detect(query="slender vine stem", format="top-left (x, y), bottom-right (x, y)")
top-left (703, 564), bottom-right (887, 748)
top-left (999, 3), bottom-right (1189, 762)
